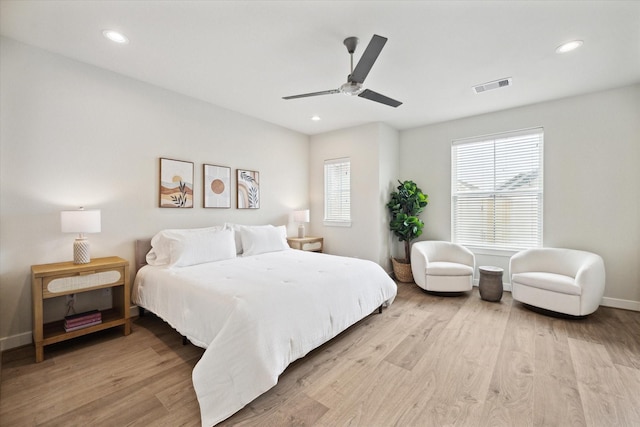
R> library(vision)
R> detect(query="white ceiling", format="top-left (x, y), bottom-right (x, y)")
top-left (1, 1), bottom-right (639, 135)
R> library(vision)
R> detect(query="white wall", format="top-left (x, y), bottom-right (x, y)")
top-left (309, 122), bottom-right (399, 270)
top-left (0, 38), bottom-right (309, 349)
top-left (401, 84), bottom-right (640, 309)
top-left (378, 124), bottom-right (401, 268)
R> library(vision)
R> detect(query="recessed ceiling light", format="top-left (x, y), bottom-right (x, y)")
top-left (555, 40), bottom-right (583, 54)
top-left (102, 30), bottom-right (129, 44)
top-left (311, 115), bottom-right (321, 121)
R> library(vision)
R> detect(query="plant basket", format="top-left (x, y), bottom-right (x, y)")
top-left (391, 257), bottom-right (414, 283)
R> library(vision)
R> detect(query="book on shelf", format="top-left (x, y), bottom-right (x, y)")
top-left (64, 310), bottom-right (100, 320)
top-left (65, 309), bottom-right (100, 321)
top-left (64, 319), bottom-right (102, 332)
top-left (65, 315), bottom-right (102, 328)
top-left (64, 310), bottom-right (102, 328)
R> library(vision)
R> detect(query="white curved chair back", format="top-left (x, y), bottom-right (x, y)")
top-left (510, 248), bottom-right (602, 279)
top-left (417, 241), bottom-right (475, 265)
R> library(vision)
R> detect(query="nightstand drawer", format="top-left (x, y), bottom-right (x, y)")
top-left (287, 236), bottom-right (323, 253)
top-left (302, 241), bottom-right (322, 252)
top-left (42, 267), bottom-right (124, 298)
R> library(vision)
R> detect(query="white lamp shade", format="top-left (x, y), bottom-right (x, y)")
top-left (293, 209), bottom-right (310, 223)
top-left (61, 209), bottom-right (101, 233)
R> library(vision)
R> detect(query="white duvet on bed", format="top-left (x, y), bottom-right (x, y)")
top-left (133, 249), bottom-right (397, 426)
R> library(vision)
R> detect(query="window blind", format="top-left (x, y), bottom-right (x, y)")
top-left (452, 128), bottom-right (543, 250)
top-left (324, 158), bottom-right (351, 225)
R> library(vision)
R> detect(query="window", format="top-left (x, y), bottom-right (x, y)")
top-left (324, 157), bottom-right (351, 226)
top-left (452, 128), bottom-right (543, 250)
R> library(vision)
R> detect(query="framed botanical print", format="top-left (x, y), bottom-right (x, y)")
top-left (203, 164), bottom-right (231, 208)
top-left (159, 158), bottom-right (194, 208)
top-left (237, 169), bottom-right (260, 209)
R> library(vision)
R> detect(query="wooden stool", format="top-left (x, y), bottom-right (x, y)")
top-left (479, 266), bottom-right (503, 302)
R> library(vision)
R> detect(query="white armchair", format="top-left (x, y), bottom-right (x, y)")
top-left (509, 248), bottom-right (605, 316)
top-left (410, 241), bottom-right (475, 292)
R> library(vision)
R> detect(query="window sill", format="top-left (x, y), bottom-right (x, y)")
top-left (464, 246), bottom-right (520, 257)
top-left (323, 220), bottom-right (351, 228)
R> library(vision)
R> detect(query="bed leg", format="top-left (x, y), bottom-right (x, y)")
top-left (378, 305), bottom-right (383, 314)
top-left (182, 336), bottom-right (188, 346)
top-left (139, 307), bottom-right (146, 317)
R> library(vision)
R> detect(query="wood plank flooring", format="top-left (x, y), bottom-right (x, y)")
top-left (2, 283), bottom-right (639, 426)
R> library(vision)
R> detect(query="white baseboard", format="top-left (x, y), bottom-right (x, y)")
top-left (0, 331), bottom-right (32, 352)
top-left (600, 297), bottom-right (640, 312)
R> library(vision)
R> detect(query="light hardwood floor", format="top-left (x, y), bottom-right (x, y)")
top-left (2, 283), bottom-right (639, 426)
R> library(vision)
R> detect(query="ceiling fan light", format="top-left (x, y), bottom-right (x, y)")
top-left (340, 82), bottom-right (363, 96)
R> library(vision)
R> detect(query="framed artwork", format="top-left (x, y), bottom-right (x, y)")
top-left (159, 158), bottom-right (194, 208)
top-left (203, 164), bottom-right (231, 208)
top-left (237, 169), bottom-right (260, 209)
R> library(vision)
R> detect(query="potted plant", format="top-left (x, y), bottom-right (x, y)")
top-left (386, 180), bottom-right (429, 282)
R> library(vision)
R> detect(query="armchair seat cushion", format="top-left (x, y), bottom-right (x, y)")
top-left (427, 262), bottom-right (474, 277)
top-left (511, 272), bottom-right (581, 296)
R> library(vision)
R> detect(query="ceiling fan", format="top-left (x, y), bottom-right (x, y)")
top-left (283, 34), bottom-right (402, 108)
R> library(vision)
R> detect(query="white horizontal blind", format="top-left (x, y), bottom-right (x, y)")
top-left (324, 158), bottom-right (351, 225)
top-left (452, 128), bottom-right (543, 250)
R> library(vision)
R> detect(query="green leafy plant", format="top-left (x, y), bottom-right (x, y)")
top-left (387, 180), bottom-right (429, 262)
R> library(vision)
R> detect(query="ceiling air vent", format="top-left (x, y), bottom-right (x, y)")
top-left (473, 77), bottom-right (513, 94)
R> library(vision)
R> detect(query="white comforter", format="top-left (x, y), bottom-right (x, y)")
top-left (132, 249), bottom-right (397, 426)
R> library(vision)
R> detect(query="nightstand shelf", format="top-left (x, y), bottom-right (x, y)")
top-left (42, 308), bottom-right (126, 345)
top-left (287, 236), bottom-right (323, 252)
top-left (31, 256), bottom-right (130, 362)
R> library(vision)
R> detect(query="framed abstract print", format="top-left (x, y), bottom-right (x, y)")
top-left (159, 158), bottom-right (194, 208)
top-left (237, 169), bottom-right (260, 209)
top-left (203, 164), bottom-right (231, 208)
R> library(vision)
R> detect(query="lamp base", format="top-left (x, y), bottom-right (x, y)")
top-left (298, 224), bottom-right (305, 238)
top-left (73, 238), bottom-right (91, 264)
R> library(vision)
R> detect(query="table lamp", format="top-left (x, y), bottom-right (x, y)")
top-left (293, 209), bottom-right (310, 238)
top-left (61, 208), bottom-right (101, 264)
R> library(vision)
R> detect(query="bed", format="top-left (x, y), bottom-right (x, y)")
top-left (132, 225), bottom-right (397, 426)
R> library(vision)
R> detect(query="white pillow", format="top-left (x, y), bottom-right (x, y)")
top-left (224, 223), bottom-right (274, 254)
top-left (173, 228), bottom-right (236, 267)
top-left (146, 227), bottom-right (235, 267)
top-left (240, 225), bottom-right (289, 256)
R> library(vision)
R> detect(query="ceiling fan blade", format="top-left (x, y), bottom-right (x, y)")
top-left (349, 34), bottom-right (387, 84)
top-left (283, 89), bottom-right (340, 100)
top-left (358, 89), bottom-right (402, 108)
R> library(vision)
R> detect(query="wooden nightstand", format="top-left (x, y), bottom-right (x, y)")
top-left (287, 236), bottom-right (324, 253)
top-left (31, 256), bottom-right (131, 362)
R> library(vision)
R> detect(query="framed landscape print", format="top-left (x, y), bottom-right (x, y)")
top-left (203, 164), bottom-right (231, 208)
top-left (237, 169), bottom-right (260, 209)
top-left (159, 158), bottom-right (194, 208)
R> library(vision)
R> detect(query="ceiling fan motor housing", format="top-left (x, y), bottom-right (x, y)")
top-left (340, 81), bottom-right (363, 96)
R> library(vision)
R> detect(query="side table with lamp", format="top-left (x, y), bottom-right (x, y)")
top-left (289, 209), bottom-right (323, 252)
top-left (31, 208), bottom-right (131, 362)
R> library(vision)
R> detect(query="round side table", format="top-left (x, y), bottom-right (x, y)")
top-left (479, 266), bottom-right (504, 302)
